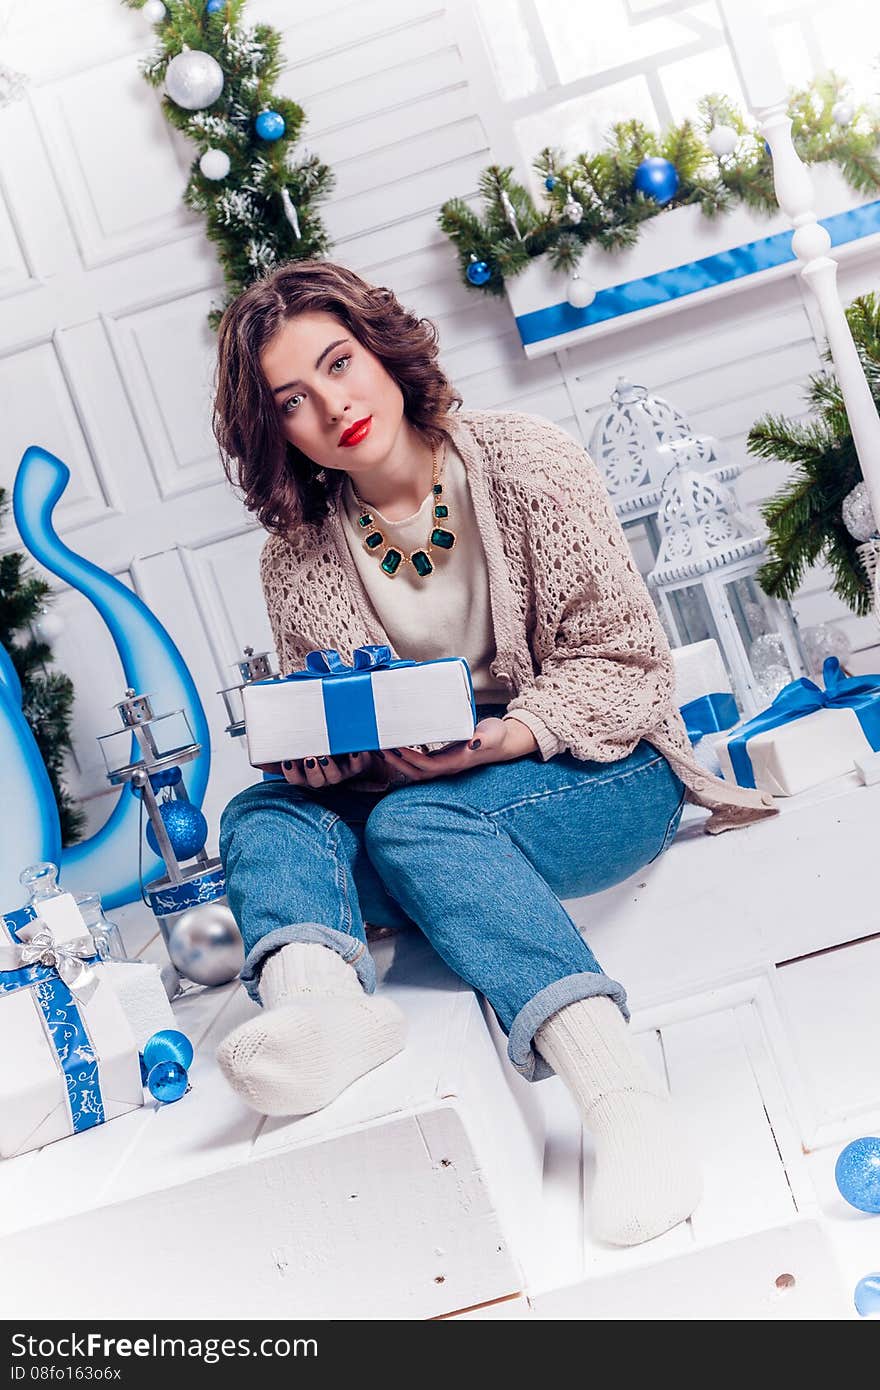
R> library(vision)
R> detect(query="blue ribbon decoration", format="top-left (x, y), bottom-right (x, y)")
top-left (680, 691), bottom-right (740, 744)
top-left (516, 199), bottom-right (880, 346)
top-left (725, 657), bottom-right (880, 788)
top-left (0, 905), bottom-right (105, 1134)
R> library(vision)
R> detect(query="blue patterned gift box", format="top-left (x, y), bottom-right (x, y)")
top-left (242, 644), bottom-right (477, 765)
top-left (716, 658), bottom-right (880, 796)
top-left (0, 898), bottom-right (144, 1158)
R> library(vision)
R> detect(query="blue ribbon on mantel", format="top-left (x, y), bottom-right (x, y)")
top-left (515, 198), bottom-right (880, 345)
top-left (0, 904), bottom-right (105, 1134)
top-left (725, 656), bottom-right (880, 789)
top-left (679, 691), bottom-right (740, 744)
top-left (255, 645), bottom-right (420, 759)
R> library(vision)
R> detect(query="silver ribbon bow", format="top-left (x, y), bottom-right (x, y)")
top-left (0, 922), bottom-right (100, 1003)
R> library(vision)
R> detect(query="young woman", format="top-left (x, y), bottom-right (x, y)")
top-left (211, 260), bottom-right (777, 1248)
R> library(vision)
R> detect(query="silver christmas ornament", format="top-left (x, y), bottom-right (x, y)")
top-left (749, 633), bottom-right (792, 702)
top-left (566, 274), bottom-right (596, 309)
top-left (708, 124), bottom-right (739, 158)
top-left (165, 48), bottom-right (225, 111)
top-left (832, 99), bottom-right (855, 127)
top-left (167, 902), bottom-right (244, 986)
top-left (562, 190), bottom-right (583, 225)
top-left (842, 481), bottom-right (877, 542)
top-left (801, 622), bottom-right (852, 678)
top-left (280, 187), bottom-right (301, 237)
top-left (143, 0), bottom-right (167, 21)
top-left (499, 187), bottom-right (522, 239)
top-left (199, 148), bottom-right (230, 180)
top-left (34, 610), bottom-right (65, 644)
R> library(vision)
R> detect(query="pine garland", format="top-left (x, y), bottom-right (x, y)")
top-left (122, 0), bottom-right (334, 327)
top-left (0, 489), bottom-right (85, 846)
top-left (749, 292), bottom-right (880, 617)
top-left (440, 75), bottom-right (880, 295)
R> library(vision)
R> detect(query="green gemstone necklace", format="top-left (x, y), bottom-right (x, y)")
top-left (350, 438), bottom-right (456, 580)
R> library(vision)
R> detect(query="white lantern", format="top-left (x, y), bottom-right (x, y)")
top-left (647, 437), bottom-right (809, 715)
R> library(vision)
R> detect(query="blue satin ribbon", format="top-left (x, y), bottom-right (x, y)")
top-left (257, 645), bottom-right (419, 757)
top-left (679, 691), bottom-right (740, 744)
top-left (725, 657), bottom-right (880, 788)
top-left (0, 905), bottom-right (105, 1133)
top-left (516, 198), bottom-right (880, 345)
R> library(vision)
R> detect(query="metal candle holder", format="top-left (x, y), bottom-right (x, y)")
top-left (218, 646), bottom-right (277, 740)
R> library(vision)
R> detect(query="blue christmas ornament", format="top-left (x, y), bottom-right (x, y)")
top-left (206, 0), bottom-right (224, 11)
top-left (834, 1136), bottom-right (880, 1213)
top-left (129, 764), bottom-right (182, 798)
top-left (147, 1060), bottom-right (189, 1104)
top-left (143, 1028), bottom-right (194, 1073)
top-left (544, 176), bottom-right (557, 191)
top-left (145, 799), bottom-right (208, 862)
top-left (854, 1273), bottom-right (880, 1317)
top-left (255, 110), bottom-right (285, 141)
top-left (138, 1052), bottom-right (149, 1086)
top-left (466, 257), bottom-right (491, 286)
top-left (633, 156), bottom-right (680, 205)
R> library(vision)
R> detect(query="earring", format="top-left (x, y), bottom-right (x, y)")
top-left (315, 467), bottom-right (327, 483)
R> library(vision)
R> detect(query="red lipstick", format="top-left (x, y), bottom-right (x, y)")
top-left (339, 417), bottom-right (372, 447)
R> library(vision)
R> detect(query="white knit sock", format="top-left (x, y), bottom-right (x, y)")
top-left (216, 941), bottom-right (406, 1116)
top-left (535, 995), bottom-right (702, 1247)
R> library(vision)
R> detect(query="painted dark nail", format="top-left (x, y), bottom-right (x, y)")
top-left (376, 751), bottom-right (386, 760)
top-left (318, 756), bottom-right (329, 766)
top-left (282, 760), bottom-right (292, 770)
top-left (391, 748), bottom-right (400, 755)
top-left (469, 739), bottom-right (481, 750)
top-left (305, 758), bottom-right (315, 768)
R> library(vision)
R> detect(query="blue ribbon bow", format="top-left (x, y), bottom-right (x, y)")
top-left (268, 645), bottom-right (418, 755)
top-left (0, 905), bottom-right (105, 1134)
top-left (726, 657), bottom-right (880, 788)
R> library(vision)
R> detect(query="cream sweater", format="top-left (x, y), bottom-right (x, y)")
top-left (339, 440), bottom-right (510, 706)
top-left (260, 409), bottom-right (779, 834)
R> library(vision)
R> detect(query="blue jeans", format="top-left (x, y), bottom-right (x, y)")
top-left (218, 704), bottom-right (686, 1083)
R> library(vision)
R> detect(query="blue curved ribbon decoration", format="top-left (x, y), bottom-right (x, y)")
top-left (0, 658), bottom-right (62, 906)
top-left (726, 657), bottom-right (880, 788)
top-left (516, 198), bottom-right (880, 345)
top-left (680, 691), bottom-right (740, 744)
top-left (10, 446), bottom-right (210, 910)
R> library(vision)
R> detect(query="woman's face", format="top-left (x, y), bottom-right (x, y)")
top-left (259, 310), bottom-right (406, 475)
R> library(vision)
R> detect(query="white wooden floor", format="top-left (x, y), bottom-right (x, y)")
top-left (2, 766), bottom-right (879, 1320)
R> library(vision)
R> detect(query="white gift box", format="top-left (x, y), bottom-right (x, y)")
top-left (243, 652), bottom-right (477, 765)
top-left (716, 706), bottom-right (872, 797)
top-left (670, 639), bottom-right (733, 707)
top-left (0, 895), bottom-right (144, 1159)
top-left (100, 960), bottom-right (176, 1052)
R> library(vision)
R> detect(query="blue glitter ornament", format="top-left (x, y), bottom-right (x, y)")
top-left (834, 1136), bottom-right (880, 1213)
top-left (854, 1273), bottom-right (880, 1317)
top-left (544, 176), bottom-right (557, 190)
top-left (466, 257), bottom-right (491, 286)
top-left (255, 110), bottom-right (285, 141)
top-left (147, 1060), bottom-right (189, 1104)
top-left (633, 156), bottom-right (680, 205)
top-left (143, 1028), bottom-right (194, 1073)
top-left (206, 0), bottom-right (224, 11)
top-left (145, 799), bottom-right (208, 862)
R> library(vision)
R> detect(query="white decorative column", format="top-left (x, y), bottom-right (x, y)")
top-left (719, 0), bottom-right (880, 537)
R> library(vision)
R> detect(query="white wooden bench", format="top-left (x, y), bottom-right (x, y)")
top-left (2, 772), bottom-right (877, 1320)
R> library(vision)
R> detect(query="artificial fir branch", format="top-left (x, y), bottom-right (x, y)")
top-left (749, 294), bottom-right (880, 616)
top-left (122, 0), bottom-right (333, 326)
top-left (441, 72), bottom-right (880, 293)
top-left (0, 490), bottom-right (85, 845)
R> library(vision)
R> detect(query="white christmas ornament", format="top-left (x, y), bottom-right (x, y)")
top-left (199, 147), bottom-right (230, 180)
top-left (842, 480), bottom-right (877, 542)
top-left (708, 124), bottom-right (739, 158)
top-left (142, 0), bottom-right (167, 21)
top-left (566, 274), bottom-right (596, 309)
top-left (562, 194), bottom-right (583, 225)
top-left (35, 610), bottom-right (64, 643)
top-left (832, 100), bottom-right (854, 127)
top-left (165, 48), bottom-right (225, 111)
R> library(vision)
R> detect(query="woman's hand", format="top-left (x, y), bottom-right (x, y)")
top-left (255, 751), bottom-right (389, 789)
top-left (379, 716), bottom-right (538, 786)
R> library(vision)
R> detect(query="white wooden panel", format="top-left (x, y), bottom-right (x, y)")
top-left (318, 87), bottom-right (477, 167)
top-left (333, 117), bottom-right (487, 203)
top-left (108, 292), bottom-right (222, 501)
top-left (280, 13), bottom-right (457, 104)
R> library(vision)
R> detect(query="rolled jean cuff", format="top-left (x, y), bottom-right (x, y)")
top-left (239, 923), bottom-right (376, 1004)
top-left (507, 971), bottom-right (630, 1083)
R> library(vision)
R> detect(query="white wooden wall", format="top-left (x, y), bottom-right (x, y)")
top-left (1, 0), bottom-right (878, 860)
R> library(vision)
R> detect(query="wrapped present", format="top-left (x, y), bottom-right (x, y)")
top-left (670, 638), bottom-right (739, 743)
top-left (242, 644), bottom-right (477, 765)
top-left (0, 893), bottom-right (144, 1159)
top-left (716, 657), bottom-right (880, 797)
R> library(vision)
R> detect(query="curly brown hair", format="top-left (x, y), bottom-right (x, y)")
top-left (212, 259), bottom-right (462, 536)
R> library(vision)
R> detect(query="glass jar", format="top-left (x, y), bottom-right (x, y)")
top-left (19, 860), bottom-right (63, 904)
top-left (73, 892), bottom-right (128, 962)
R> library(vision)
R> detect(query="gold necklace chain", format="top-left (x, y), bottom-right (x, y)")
top-left (350, 439), bottom-right (456, 580)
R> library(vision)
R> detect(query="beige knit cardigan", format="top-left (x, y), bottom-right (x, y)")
top-left (259, 408), bottom-right (778, 835)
